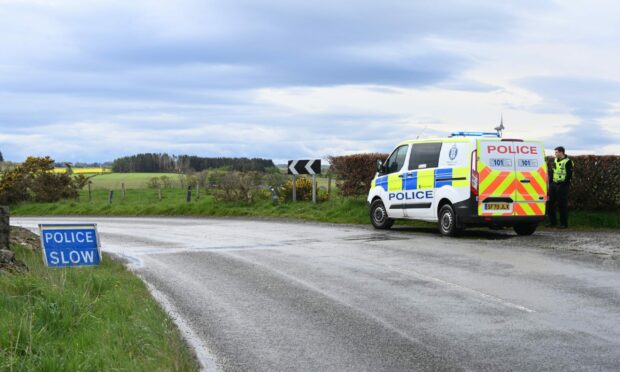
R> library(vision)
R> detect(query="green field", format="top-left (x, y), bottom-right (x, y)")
top-left (85, 173), bottom-right (182, 189)
top-left (0, 244), bottom-right (198, 371)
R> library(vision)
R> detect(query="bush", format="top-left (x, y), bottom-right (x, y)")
top-left (207, 169), bottom-right (228, 188)
top-left (327, 153), bottom-right (388, 196)
top-left (180, 173), bottom-right (199, 189)
top-left (279, 177), bottom-right (328, 203)
top-left (146, 177), bottom-right (161, 189)
top-left (159, 175), bottom-right (173, 188)
top-left (0, 157), bottom-right (83, 204)
top-left (547, 155), bottom-right (620, 210)
top-left (263, 167), bottom-right (286, 189)
top-left (214, 171), bottom-right (262, 203)
top-left (196, 170), bottom-right (209, 188)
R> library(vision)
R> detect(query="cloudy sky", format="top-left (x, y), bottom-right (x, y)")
top-left (1, 0), bottom-right (619, 163)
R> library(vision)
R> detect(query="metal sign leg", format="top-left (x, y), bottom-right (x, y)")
top-left (312, 174), bottom-right (316, 204)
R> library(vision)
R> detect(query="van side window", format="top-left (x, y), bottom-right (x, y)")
top-left (385, 145), bottom-right (408, 174)
top-left (409, 143), bottom-right (442, 170)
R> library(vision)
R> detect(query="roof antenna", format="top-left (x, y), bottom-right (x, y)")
top-left (416, 125), bottom-right (427, 139)
top-left (494, 114), bottom-right (505, 137)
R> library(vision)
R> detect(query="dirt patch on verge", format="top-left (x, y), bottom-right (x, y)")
top-left (10, 225), bottom-right (41, 250)
top-left (0, 226), bottom-right (39, 274)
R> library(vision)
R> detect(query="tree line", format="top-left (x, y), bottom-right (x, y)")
top-left (112, 153), bottom-right (275, 173)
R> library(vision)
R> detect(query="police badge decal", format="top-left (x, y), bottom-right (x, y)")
top-left (449, 144), bottom-right (458, 162)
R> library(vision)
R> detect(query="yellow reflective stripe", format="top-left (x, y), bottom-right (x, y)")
top-left (387, 173), bottom-right (402, 191)
top-left (517, 172), bottom-right (537, 200)
top-left (521, 202), bottom-right (535, 215)
top-left (494, 172), bottom-right (516, 196)
top-left (514, 201), bottom-right (545, 216)
top-left (453, 167), bottom-right (469, 187)
top-left (538, 202), bottom-right (546, 215)
top-left (417, 169), bottom-right (434, 189)
top-left (479, 169), bottom-right (499, 192)
top-left (529, 170), bottom-right (547, 194)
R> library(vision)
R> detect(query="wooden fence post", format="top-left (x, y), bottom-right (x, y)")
top-left (186, 186), bottom-right (192, 203)
top-left (327, 174), bottom-right (332, 198)
top-left (121, 183), bottom-right (126, 200)
top-left (0, 206), bottom-right (9, 250)
top-left (108, 190), bottom-right (114, 204)
top-left (158, 185), bottom-right (162, 201)
top-left (88, 181), bottom-right (92, 202)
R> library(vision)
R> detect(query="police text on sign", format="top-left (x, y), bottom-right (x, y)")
top-left (39, 224), bottom-right (102, 267)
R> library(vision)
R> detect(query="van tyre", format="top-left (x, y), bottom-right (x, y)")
top-left (370, 199), bottom-right (394, 229)
top-left (514, 222), bottom-right (537, 236)
top-left (438, 204), bottom-right (460, 236)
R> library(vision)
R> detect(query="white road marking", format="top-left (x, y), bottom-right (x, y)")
top-left (390, 265), bottom-right (536, 313)
top-left (140, 276), bottom-right (219, 372)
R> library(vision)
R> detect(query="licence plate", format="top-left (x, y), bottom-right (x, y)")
top-left (485, 203), bottom-right (510, 211)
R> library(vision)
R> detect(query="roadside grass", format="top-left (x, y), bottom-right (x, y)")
top-left (12, 188), bottom-right (370, 223)
top-left (567, 210), bottom-right (620, 230)
top-left (10, 188), bottom-right (618, 229)
top-left (0, 244), bottom-right (199, 371)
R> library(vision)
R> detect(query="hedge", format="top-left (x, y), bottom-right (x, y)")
top-left (329, 153), bottom-right (620, 211)
top-left (327, 153), bottom-right (388, 197)
top-left (547, 155), bottom-right (620, 211)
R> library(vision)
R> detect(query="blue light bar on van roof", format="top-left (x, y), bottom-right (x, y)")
top-left (449, 131), bottom-right (500, 137)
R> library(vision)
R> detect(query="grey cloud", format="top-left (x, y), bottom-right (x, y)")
top-left (2, 0), bottom-right (527, 90)
top-left (0, 0), bottom-right (571, 162)
top-left (519, 76), bottom-right (620, 151)
top-left (545, 122), bottom-right (619, 152)
top-left (519, 76), bottom-right (620, 119)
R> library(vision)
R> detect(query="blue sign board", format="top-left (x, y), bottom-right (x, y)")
top-left (39, 224), bottom-right (102, 267)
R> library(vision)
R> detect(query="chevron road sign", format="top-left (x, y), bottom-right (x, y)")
top-left (287, 159), bottom-right (321, 175)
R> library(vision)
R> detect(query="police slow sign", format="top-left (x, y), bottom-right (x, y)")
top-left (39, 224), bottom-right (102, 267)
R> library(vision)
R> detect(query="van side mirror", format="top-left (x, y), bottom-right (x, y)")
top-left (376, 160), bottom-right (384, 174)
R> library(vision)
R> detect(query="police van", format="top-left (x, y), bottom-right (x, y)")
top-left (368, 132), bottom-right (548, 236)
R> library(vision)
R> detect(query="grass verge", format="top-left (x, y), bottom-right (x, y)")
top-left (0, 244), bottom-right (199, 371)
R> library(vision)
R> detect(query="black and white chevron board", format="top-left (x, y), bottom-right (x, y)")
top-left (287, 159), bottom-right (321, 175)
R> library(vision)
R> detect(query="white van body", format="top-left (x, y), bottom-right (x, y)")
top-left (367, 133), bottom-right (548, 236)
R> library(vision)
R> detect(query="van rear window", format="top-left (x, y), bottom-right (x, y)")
top-left (409, 143), bottom-right (442, 170)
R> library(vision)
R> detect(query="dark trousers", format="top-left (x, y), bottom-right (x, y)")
top-left (547, 182), bottom-right (569, 226)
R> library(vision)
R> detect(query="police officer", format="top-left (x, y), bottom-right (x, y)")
top-left (547, 146), bottom-right (574, 228)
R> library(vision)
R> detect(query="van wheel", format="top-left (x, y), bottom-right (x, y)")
top-left (370, 199), bottom-right (394, 229)
top-left (514, 222), bottom-right (537, 236)
top-left (438, 204), bottom-right (460, 236)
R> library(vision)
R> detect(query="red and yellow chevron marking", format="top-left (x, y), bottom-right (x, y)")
top-left (513, 165), bottom-right (547, 216)
top-left (479, 167), bottom-right (516, 198)
top-left (516, 168), bottom-right (547, 201)
top-left (477, 163), bottom-right (548, 217)
top-left (513, 202), bottom-right (545, 216)
top-left (478, 165), bottom-right (517, 216)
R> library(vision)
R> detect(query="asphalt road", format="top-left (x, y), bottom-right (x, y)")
top-left (13, 217), bottom-right (620, 371)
